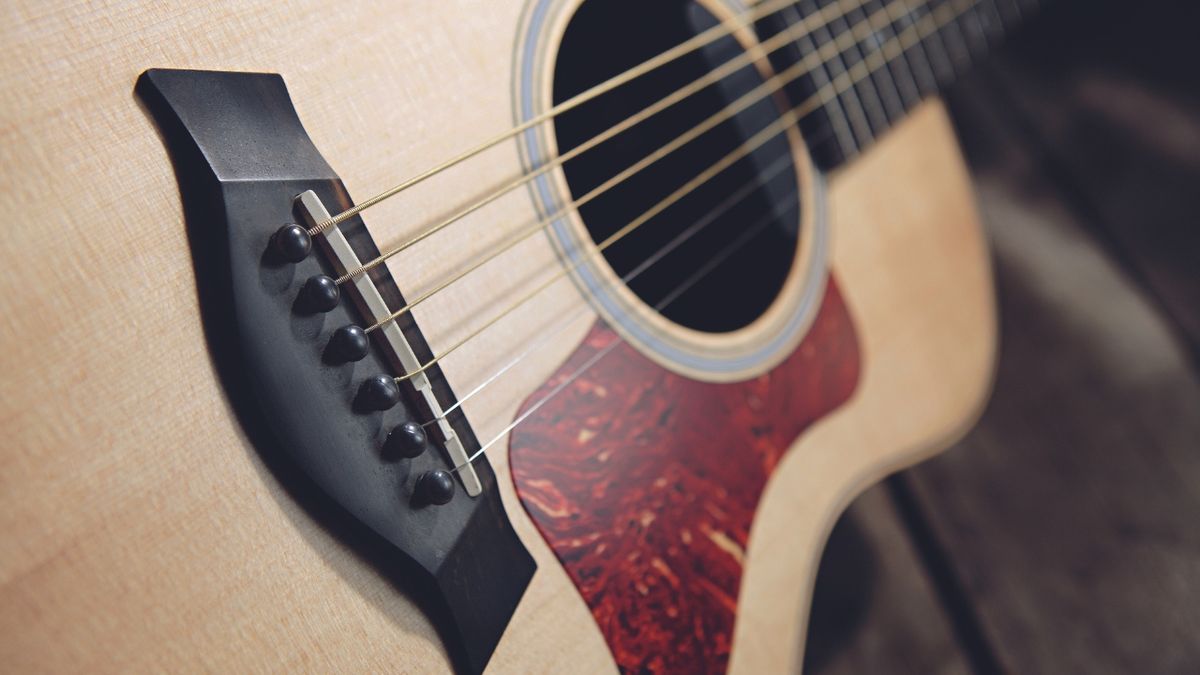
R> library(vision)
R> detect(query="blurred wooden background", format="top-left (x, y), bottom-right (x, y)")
top-left (804, 0), bottom-right (1200, 672)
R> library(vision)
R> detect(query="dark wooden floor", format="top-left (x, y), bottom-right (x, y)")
top-left (805, 1), bottom-right (1200, 672)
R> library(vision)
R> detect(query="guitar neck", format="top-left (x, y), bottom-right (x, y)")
top-left (759, 0), bottom-right (1038, 170)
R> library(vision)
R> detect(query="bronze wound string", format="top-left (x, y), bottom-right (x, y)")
top-left (450, 0), bottom-right (988, 469)
top-left (393, 0), bottom-right (980, 388)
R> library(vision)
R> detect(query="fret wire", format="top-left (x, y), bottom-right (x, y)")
top-left (779, 1), bottom-right (859, 163)
top-left (964, 1), bottom-right (993, 53)
top-left (803, 0), bottom-right (877, 145)
top-left (958, 0), bottom-right (991, 58)
top-left (977, 0), bottom-right (1006, 43)
top-left (866, 1), bottom-right (921, 112)
top-left (903, 0), bottom-right (958, 85)
top-left (825, 1), bottom-right (892, 133)
top-left (886, 0), bottom-right (940, 95)
top-left (844, 2), bottom-right (908, 121)
top-left (976, 0), bottom-right (1001, 27)
top-left (863, 0), bottom-right (923, 107)
top-left (931, 0), bottom-right (976, 74)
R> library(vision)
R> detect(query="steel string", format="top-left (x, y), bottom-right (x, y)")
top-left (394, 0), bottom-right (976, 386)
top-left (423, 150), bottom-right (797, 427)
top-left (335, 0), bottom-right (892, 285)
top-left (361, 0), bottom-right (912, 334)
top-left (452, 0), bottom-right (985, 469)
top-left (304, 0), bottom-right (855, 238)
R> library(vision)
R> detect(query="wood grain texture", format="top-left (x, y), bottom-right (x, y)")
top-left (510, 283), bottom-right (858, 674)
top-left (0, 2), bottom-right (994, 671)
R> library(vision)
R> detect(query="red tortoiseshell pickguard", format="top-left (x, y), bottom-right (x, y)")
top-left (508, 280), bottom-right (860, 673)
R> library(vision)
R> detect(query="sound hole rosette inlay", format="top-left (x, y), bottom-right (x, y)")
top-left (513, 0), bottom-right (831, 383)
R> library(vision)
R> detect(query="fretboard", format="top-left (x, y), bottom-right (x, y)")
top-left (755, 0), bottom-right (1038, 170)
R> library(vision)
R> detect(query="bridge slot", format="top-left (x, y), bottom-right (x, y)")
top-left (296, 190), bottom-right (482, 497)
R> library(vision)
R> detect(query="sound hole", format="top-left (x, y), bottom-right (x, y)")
top-left (553, 0), bottom-right (801, 333)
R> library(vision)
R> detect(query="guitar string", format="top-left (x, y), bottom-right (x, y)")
top-left (453, 0), bottom-right (986, 470)
top-left (391, 0), bottom-right (971, 386)
top-left (455, 193), bottom-right (797, 471)
top-left (305, 0), bottom-right (843, 238)
top-left (836, 2), bottom-right (897, 130)
top-left (888, 0), bottom-right (944, 92)
top-left (423, 150), bottom-right (797, 427)
top-left (784, 0), bottom-right (861, 155)
top-left (394, 107), bottom-right (807, 381)
top-left (334, 0), bottom-right (888, 286)
top-left (451, 0), bottom-right (1032, 410)
top-left (806, 0), bottom-right (876, 146)
top-left (360, 0), bottom-right (914, 333)
top-left (865, 0), bottom-right (923, 109)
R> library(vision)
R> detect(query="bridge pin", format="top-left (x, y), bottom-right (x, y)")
top-left (385, 421), bottom-right (427, 459)
top-left (358, 374), bottom-right (400, 411)
top-left (271, 223), bottom-right (311, 263)
top-left (301, 275), bottom-right (340, 312)
top-left (416, 469), bottom-right (455, 506)
top-left (329, 325), bottom-right (369, 362)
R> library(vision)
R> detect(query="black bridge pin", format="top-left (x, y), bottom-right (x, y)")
top-left (358, 374), bottom-right (400, 411)
top-left (271, 223), bottom-right (311, 263)
top-left (329, 325), bottom-right (370, 362)
top-left (416, 469), bottom-right (456, 506)
top-left (385, 421), bottom-right (428, 459)
top-left (301, 274), bottom-right (340, 312)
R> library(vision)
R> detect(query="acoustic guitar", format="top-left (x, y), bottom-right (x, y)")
top-left (0, 0), bottom-right (1031, 672)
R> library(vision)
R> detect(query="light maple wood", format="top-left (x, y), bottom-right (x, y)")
top-left (0, 1), bottom-right (994, 672)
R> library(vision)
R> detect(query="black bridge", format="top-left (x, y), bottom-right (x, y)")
top-left (137, 68), bottom-right (534, 674)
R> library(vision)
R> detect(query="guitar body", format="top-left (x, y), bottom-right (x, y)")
top-left (0, 1), bottom-right (994, 672)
